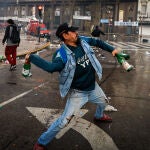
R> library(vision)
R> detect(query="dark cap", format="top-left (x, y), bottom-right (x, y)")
top-left (7, 19), bottom-right (15, 24)
top-left (56, 23), bottom-right (78, 38)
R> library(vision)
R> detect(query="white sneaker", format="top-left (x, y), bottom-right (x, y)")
top-left (104, 105), bottom-right (118, 112)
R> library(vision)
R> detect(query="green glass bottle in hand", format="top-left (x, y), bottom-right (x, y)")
top-left (116, 53), bottom-right (133, 72)
top-left (22, 58), bottom-right (32, 77)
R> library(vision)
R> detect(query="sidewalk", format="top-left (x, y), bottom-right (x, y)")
top-left (0, 33), bottom-right (50, 59)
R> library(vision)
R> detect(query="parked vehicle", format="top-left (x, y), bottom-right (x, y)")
top-left (27, 20), bottom-right (50, 38)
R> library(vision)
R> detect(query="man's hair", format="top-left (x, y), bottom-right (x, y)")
top-left (7, 19), bottom-right (15, 25)
top-left (59, 31), bottom-right (68, 41)
top-left (56, 23), bottom-right (78, 41)
top-left (95, 25), bottom-right (99, 29)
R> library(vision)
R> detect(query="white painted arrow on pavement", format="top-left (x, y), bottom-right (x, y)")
top-left (26, 107), bottom-right (118, 150)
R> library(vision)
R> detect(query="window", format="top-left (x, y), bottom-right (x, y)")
top-left (141, 5), bottom-right (147, 15)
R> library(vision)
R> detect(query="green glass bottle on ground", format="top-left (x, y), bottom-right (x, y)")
top-left (116, 53), bottom-right (133, 72)
top-left (0, 55), bottom-right (4, 62)
top-left (22, 63), bottom-right (32, 77)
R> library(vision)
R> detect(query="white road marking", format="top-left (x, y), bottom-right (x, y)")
top-left (0, 82), bottom-right (48, 107)
top-left (27, 107), bottom-right (118, 150)
top-left (0, 89), bottom-right (32, 107)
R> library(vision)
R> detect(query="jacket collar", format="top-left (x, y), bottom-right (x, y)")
top-left (62, 36), bottom-right (94, 55)
top-left (62, 43), bottom-right (74, 55)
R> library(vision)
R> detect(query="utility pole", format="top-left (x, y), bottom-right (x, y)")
top-left (38, 5), bottom-right (43, 42)
top-left (16, 0), bottom-right (19, 21)
top-left (38, 5), bottom-right (43, 23)
top-left (139, 15), bottom-right (143, 43)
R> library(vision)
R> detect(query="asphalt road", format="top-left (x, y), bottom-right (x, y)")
top-left (0, 43), bottom-right (150, 150)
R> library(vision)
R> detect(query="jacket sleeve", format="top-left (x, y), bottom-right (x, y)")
top-left (80, 36), bottom-right (115, 53)
top-left (2, 26), bottom-right (10, 43)
top-left (99, 30), bottom-right (105, 35)
top-left (29, 54), bottom-right (65, 73)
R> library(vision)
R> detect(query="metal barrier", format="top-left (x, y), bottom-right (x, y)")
top-left (102, 33), bottom-right (139, 42)
top-left (77, 31), bottom-right (139, 42)
top-left (47, 31), bottom-right (149, 44)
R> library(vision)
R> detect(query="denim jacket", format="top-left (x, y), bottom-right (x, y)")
top-left (30, 36), bottom-right (114, 98)
top-left (59, 36), bottom-right (114, 97)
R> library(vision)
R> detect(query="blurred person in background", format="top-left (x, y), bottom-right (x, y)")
top-left (2, 19), bottom-right (20, 71)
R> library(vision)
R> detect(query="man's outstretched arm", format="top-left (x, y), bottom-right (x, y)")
top-left (25, 53), bottom-right (65, 73)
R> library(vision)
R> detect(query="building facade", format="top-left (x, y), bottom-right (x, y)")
top-left (138, 0), bottom-right (150, 24)
top-left (0, 0), bottom-right (139, 35)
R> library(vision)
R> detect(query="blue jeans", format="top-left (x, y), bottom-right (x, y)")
top-left (38, 82), bottom-right (107, 146)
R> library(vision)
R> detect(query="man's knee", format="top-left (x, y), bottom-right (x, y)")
top-left (58, 115), bottom-right (74, 129)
